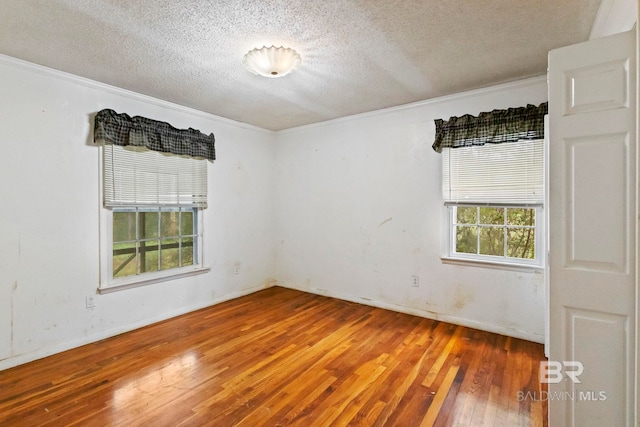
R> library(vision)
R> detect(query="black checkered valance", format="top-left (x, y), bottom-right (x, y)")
top-left (432, 102), bottom-right (547, 153)
top-left (94, 109), bottom-right (216, 161)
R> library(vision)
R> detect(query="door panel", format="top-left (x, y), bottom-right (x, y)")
top-left (548, 29), bottom-right (636, 427)
top-left (568, 308), bottom-right (627, 426)
top-left (565, 59), bottom-right (630, 114)
top-left (567, 133), bottom-right (627, 271)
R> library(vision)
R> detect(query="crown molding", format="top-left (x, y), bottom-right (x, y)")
top-left (278, 75), bottom-right (547, 135)
top-left (0, 53), bottom-right (275, 135)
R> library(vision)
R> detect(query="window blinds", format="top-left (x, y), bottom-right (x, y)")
top-left (103, 145), bottom-right (208, 208)
top-left (442, 139), bottom-right (544, 205)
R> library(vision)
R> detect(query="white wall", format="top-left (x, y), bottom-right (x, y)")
top-left (274, 76), bottom-right (548, 342)
top-left (0, 53), bottom-right (549, 371)
top-left (0, 56), bottom-right (276, 369)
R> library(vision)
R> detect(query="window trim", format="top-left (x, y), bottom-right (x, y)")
top-left (440, 255), bottom-right (544, 272)
top-left (442, 204), bottom-right (545, 270)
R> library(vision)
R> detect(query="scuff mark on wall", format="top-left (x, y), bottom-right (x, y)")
top-left (453, 284), bottom-right (474, 311)
top-left (378, 217), bottom-right (393, 227)
top-left (262, 278), bottom-right (278, 288)
top-left (11, 281), bottom-right (17, 357)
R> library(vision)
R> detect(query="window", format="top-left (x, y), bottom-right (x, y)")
top-left (94, 109), bottom-right (214, 291)
top-left (451, 205), bottom-right (541, 265)
top-left (442, 139), bottom-right (544, 267)
top-left (99, 144), bottom-right (208, 291)
top-left (112, 207), bottom-right (200, 278)
top-left (433, 103), bottom-right (547, 268)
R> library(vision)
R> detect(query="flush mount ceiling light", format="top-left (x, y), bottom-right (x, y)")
top-left (243, 46), bottom-right (301, 78)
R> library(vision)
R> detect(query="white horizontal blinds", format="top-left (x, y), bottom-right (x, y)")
top-left (442, 139), bottom-right (544, 204)
top-left (104, 145), bottom-right (207, 208)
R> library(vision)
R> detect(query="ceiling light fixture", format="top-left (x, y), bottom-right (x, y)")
top-left (243, 46), bottom-right (301, 78)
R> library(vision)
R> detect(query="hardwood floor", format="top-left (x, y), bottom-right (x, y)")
top-left (0, 287), bottom-right (547, 426)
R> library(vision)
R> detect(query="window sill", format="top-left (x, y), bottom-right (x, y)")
top-left (440, 256), bottom-right (544, 273)
top-left (98, 266), bottom-right (211, 294)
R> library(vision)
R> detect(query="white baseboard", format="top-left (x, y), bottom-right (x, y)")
top-left (0, 283), bottom-right (273, 371)
top-left (277, 283), bottom-right (544, 344)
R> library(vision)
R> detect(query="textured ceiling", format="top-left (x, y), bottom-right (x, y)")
top-left (0, 0), bottom-right (601, 130)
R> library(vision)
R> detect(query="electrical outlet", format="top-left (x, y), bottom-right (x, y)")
top-left (411, 275), bottom-right (420, 287)
top-left (85, 296), bottom-right (96, 309)
top-left (233, 264), bottom-right (240, 275)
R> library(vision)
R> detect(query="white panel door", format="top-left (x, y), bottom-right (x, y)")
top-left (548, 29), bottom-right (636, 427)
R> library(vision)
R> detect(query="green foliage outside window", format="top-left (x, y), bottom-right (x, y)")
top-left (454, 206), bottom-right (535, 260)
top-left (113, 207), bottom-right (196, 278)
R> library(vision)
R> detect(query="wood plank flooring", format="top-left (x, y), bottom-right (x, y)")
top-left (0, 287), bottom-right (547, 426)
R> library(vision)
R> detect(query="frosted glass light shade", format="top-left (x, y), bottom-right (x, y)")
top-left (243, 46), bottom-right (301, 78)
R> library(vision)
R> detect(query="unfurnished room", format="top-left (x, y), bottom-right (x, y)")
top-left (0, 1), bottom-right (638, 426)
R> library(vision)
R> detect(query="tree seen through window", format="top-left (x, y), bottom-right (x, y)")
top-left (454, 206), bottom-right (535, 260)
